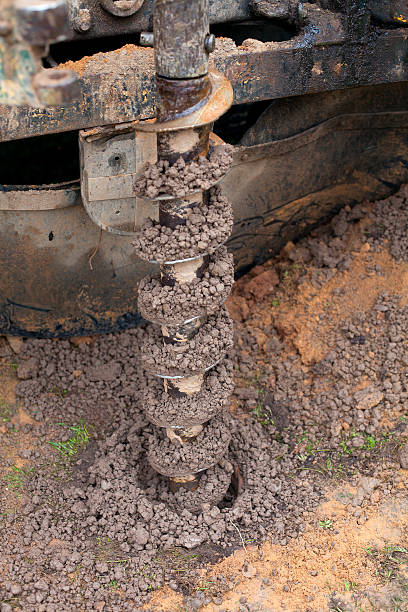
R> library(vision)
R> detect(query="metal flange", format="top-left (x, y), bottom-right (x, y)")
top-left (134, 71), bottom-right (233, 133)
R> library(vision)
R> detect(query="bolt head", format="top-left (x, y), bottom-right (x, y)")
top-left (100, 0), bottom-right (144, 17)
top-left (0, 20), bottom-right (12, 36)
top-left (140, 31), bottom-right (154, 47)
top-left (74, 8), bottom-right (91, 33)
top-left (15, 0), bottom-right (71, 44)
top-left (204, 33), bottom-right (216, 54)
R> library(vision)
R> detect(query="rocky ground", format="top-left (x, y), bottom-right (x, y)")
top-left (1, 186), bottom-right (408, 611)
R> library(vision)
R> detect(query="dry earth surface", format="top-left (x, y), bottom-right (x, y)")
top-left (1, 186), bottom-right (408, 611)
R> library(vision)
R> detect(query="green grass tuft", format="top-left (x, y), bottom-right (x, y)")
top-left (47, 419), bottom-right (91, 457)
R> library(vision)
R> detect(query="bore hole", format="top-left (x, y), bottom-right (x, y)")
top-left (48, 231), bottom-right (54, 241)
top-left (217, 463), bottom-right (242, 510)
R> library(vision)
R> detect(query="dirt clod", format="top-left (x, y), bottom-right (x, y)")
top-left (398, 442), bottom-right (408, 469)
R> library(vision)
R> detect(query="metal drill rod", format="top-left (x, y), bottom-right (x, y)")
top-left (135, 0), bottom-right (234, 498)
top-left (154, 0), bottom-right (213, 489)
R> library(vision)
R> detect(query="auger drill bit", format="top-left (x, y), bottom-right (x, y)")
top-left (134, 0), bottom-right (236, 508)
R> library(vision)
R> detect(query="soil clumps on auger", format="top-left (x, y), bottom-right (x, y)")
top-left (133, 145), bottom-right (233, 199)
top-left (133, 187), bottom-right (233, 264)
top-left (1, 186), bottom-right (408, 609)
top-left (131, 0), bottom-right (238, 508)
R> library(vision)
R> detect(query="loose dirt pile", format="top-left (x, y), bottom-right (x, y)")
top-left (1, 186), bottom-right (408, 611)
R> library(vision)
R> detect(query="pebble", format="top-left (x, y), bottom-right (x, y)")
top-left (398, 442), bottom-right (408, 469)
top-left (10, 583), bottom-right (22, 595)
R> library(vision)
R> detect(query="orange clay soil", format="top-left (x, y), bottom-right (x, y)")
top-left (58, 44), bottom-right (154, 76)
top-left (147, 485), bottom-right (408, 611)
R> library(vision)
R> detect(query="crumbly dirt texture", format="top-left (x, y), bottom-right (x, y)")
top-left (138, 247), bottom-right (233, 326)
top-left (147, 415), bottom-right (232, 478)
top-left (133, 187), bottom-right (233, 264)
top-left (133, 145), bottom-right (234, 199)
top-left (140, 307), bottom-right (234, 377)
top-left (1, 187), bottom-right (408, 611)
top-left (143, 359), bottom-right (234, 428)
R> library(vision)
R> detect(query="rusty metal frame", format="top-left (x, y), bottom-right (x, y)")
top-left (67, 0), bottom-right (251, 40)
top-left (1, 5), bottom-right (408, 142)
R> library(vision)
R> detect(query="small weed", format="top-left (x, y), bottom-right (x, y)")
top-left (47, 419), bottom-right (91, 458)
top-left (339, 440), bottom-right (352, 455)
top-left (382, 567), bottom-right (396, 581)
top-left (197, 579), bottom-right (215, 592)
top-left (4, 360), bottom-right (18, 373)
top-left (3, 465), bottom-right (34, 493)
top-left (363, 434), bottom-right (377, 450)
top-left (49, 387), bottom-right (68, 400)
top-left (137, 563), bottom-right (160, 592)
top-left (344, 580), bottom-right (359, 593)
top-left (110, 580), bottom-right (118, 590)
top-left (271, 298), bottom-right (281, 307)
top-left (0, 400), bottom-right (11, 423)
top-left (384, 545), bottom-right (408, 562)
top-left (319, 518), bottom-right (333, 530)
top-left (250, 380), bottom-right (276, 427)
top-left (252, 402), bottom-right (275, 427)
top-left (96, 536), bottom-right (111, 548)
top-left (367, 543), bottom-right (408, 592)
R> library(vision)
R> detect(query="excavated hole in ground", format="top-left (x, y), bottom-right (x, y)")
top-left (1, 187), bottom-right (408, 611)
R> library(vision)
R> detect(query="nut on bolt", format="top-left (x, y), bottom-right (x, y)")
top-left (100, 0), bottom-right (144, 17)
top-left (33, 69), bottom-right (81, 106)
top-left (14, 0), bottom-right (71, 45)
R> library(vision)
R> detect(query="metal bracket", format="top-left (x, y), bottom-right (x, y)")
top-left (79, 123), bottom-right (158, 236)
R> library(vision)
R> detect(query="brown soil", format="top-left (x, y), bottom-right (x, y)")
top-left (2, 187), bottom-right (408, 611)
top-left (58, 44), bottom-right (154, 77)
